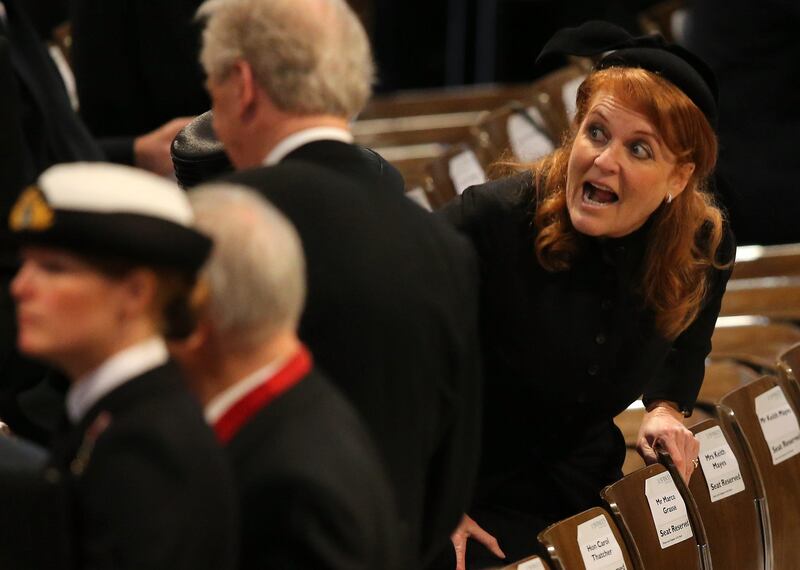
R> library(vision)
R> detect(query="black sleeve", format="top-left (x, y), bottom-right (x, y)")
top-left (436, 171), bottom-right (533, 248)
top-left (97, 136), bottom-right (134, 166)
top-left (642, 224), bottom-right (737, 413)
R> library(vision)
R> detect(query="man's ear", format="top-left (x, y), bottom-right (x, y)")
top-left (669, 161), bottom-right (696, 199)
top-left (232, 60), bottom-right (258, 121)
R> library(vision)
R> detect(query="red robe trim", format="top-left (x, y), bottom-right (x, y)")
top-left (214, 346), bottom-right (312, 444)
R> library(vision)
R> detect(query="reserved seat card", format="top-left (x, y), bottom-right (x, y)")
top-left (448, 150), bottom-right (486, 195)
top-left (507, 107), bottom-right (554, 163)
top-left (644, 471), bottom-right (694, 549)
top-left (754, 385), bottom-right (800, 465)
top-left (696, 426), bottom-right (746, 502)
top-left (561, 75), bottom-right (586, 122)
top-left (576, 514), bottom-right (627, 570)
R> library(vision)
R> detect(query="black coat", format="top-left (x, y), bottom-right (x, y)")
top-left (48, 363), bottom-right (239, 570)
top-left (438, 173), bottom-right (734, 561)
top-left (226, 367), bottom-right (401, 570)
top-left (69, 0), bottom-right (209, 140)
top-left (224, 140), bottom-right (483, 568)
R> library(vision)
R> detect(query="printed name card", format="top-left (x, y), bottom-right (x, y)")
top-left (695, 426), bottom-right (746, 502)
top-left (755, 385), bottom-right (800, 465)
top-left (576, 514), bottom-right (627, 570)
top-left (644, 471), bottom-right (693, 549)
top-left (562, 75), bottom-right (586, 122)
top-left (448, 150), bottom-right (486, 195)
top-left (507, 107), bottom-right (554, 163)
top-left (517, 557), bottom-right (546, 570)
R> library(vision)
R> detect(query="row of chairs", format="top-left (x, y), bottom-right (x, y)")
top-left (502, 364), bottom-right (800, 570)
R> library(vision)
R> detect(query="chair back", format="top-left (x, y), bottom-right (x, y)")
top-left (538, 506), bottom-right (638, 570)
top-left (776, 343), bottom-right (800, 410)
top-left (719, 375), bottom-right (800, 570)
top-left (499, 554), bottom-right (552, 570)
top-left (688, 418), bottom-right (767, 570)
top-left (601, 463), bottom-right (704, 569)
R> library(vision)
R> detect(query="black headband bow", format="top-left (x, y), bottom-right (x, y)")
top-left (537, 21), bottom-right (718, 127)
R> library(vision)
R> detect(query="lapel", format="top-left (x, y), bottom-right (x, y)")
top-left (49, 364), bottom-right (179, 477)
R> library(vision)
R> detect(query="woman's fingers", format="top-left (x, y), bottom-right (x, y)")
top-left (450, 514), bottom-right (506, 570)
top-left (636, 402), bottom-right (700, 483)
top-left (469, 521), bottom-right (506, 560)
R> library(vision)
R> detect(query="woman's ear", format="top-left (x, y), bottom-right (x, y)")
top-left (669, 162), bottom-right (696, 199)
top-left (119, 268), bottom-right (159, 321)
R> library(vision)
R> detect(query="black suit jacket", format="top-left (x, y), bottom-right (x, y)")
top-left (225, 141), bottom-right (482, 567)
top-left (49, 363), bottom-right (238, 570)
top-left (227, 368), bottom-right (400, 570)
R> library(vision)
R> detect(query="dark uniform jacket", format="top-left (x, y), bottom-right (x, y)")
top-left (225, 140), bottom-right (483, 568)
top-left (221, 355), bottom-right (401, 570)
top-left (48, 363), bottom-right (238, 570)
top-left (439, 172), bottom-right (734, 562)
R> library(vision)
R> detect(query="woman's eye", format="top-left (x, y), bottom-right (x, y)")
top-left (630, 142), bottom-right (652, 159)
top-left (588, 125), bottom-right (606, 142)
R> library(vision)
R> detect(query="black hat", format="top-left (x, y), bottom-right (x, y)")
top-left (171, 110), bottom-right (233, 189)
top-left (537, 21), bottom-right (718, 127)
top-left (9, 163), bottom-right (212, 273)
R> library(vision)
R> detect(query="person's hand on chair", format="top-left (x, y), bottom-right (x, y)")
top-left (450, 513), bottom-right (506, 570)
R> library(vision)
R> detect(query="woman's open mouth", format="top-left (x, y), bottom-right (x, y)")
top-left (582, 182), bottom-right (618, 206)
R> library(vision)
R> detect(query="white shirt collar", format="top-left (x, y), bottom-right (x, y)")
top-left (66, 337), bottom-right (169, 423)
top-left (263, 126), bottom-right (353, 166)
top-left (204, 354), bottom-right (290, 425)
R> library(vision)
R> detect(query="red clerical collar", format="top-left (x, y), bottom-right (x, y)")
top-left (214, 345), bottom-right (312, 444)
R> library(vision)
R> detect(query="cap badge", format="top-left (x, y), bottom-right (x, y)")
top-left (9, 186), bottom-right (55, 232)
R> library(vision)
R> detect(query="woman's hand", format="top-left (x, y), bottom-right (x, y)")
top-left (636, 400), bottom-right (700, 483)
top-left (450, 513), bottom-right (506, 570)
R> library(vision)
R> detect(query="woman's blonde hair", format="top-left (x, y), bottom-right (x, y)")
top-left (527, 66), bottom-right (727, 340)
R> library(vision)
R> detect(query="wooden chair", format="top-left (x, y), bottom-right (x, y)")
top-left (360, 83), bottom-right (540, 120)
top-left (529, 64), bottom-right (590, 137)
top-left (601, 463), bottom-right (708, 569)
top-left (720, 276), bottom-right (800, 321)
top-left (423, 142), bottom-right (489, 208)
top-left (684, 418), bottom-right (767, 570)
top-left (538, 506), bottom-right (638, 570)
top-left (719, 375), bottom-right (800, 570)
top-left (776, 343), bottom-right (800, 411)
top-left (732, 243), bottom-right (800, 280)
top-left (637, 0), bottom-right (688, 43)
top-left (710, 319), bottom-right (800, 372)
top-left (472, 101), bottom-right (558, 166)
top-left (498, 554), bottom-right (552, 570)
top-left (697, 359), bottom-right (759, 407)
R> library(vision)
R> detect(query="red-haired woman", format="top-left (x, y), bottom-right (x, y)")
top-left (439, 22), bottom-right (734, 569)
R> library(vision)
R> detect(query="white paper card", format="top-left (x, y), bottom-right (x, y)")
top-left (507, 108), bottom-right (554, 162)
top-left (755, 385), bottom-right (800, 465)
top-left (517, 558), bottom-right (546, 570)
top-left (644, 471), bottom-right (693, 549)
top-left (696, 426), bottom-right (746, 502)
top-left (448, 150), bottom-right (486, 195)
top-left (562, 75), bottom-right (586, 123)
top-left (405, 186), bottom-right (432, 211)
top-left (577, 514), bottom-right (627, 570)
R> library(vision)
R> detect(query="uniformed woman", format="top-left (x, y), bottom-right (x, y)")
top-left (441, 22), bottom-right (734, 568)
top-left (9, 162), bottom-right (238, 570)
